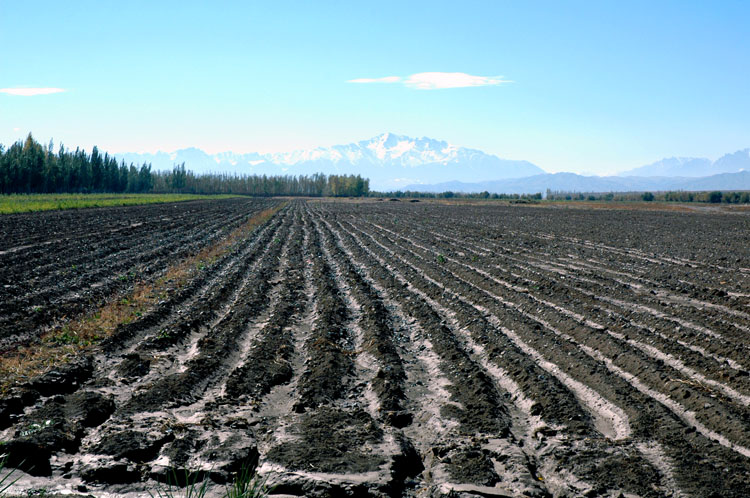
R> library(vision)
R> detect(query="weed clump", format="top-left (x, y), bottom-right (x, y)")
top-left (148, 466), bottom-right (268, 498)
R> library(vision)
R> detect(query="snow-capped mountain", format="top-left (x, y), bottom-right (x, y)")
top-left (115, 133), bottom-right (545, 190)
top-left (618, 149), bottom-right (750, 177)
top-left (267, 133), bottom-right (482, 167)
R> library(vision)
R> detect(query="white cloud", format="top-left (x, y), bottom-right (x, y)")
top-left (405, 72), bottom-right (510, 90)
top-left (347, 72), bottom-right (510, 90)
top-left (347, 76), bottom-right (402, 84)
top-left (0, 87), bottom-right (66, 96)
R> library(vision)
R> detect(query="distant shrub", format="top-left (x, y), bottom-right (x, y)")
top-left (642, 192), bottom-right (654, 201)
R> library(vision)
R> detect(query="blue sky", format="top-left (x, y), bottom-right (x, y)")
top-left (1, 0), bottom-right (748, 174)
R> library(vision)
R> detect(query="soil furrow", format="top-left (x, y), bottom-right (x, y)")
top-left (311, 214), bottom-right (411, 427)
top-left (397, 214), bottom-right (750, 339)
top-left (319, 211), bottom-right (554, 496)
top-left (361, 217), bottom-right (750, 454)
top-left (0, 199), bottom-right (279, 345)
top-left (351, 218), bottom-right (631, 441)
top-left (2, 198), bottom-right (748, 497)
top-left (257, 206), bottom-right (414, 497)
top-left (380, 221), bottom-right (750, 406)
top-left (341, 202), bottom-right (748, 496)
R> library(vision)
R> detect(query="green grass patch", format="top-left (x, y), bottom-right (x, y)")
top-left (0, 193), bottom-right (242, 214)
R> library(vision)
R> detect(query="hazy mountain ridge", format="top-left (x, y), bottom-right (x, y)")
top-left (618, 149), bottom-right (750, 177)
top-left (406, 171), bottom-right (750, 195)
top-left (116, 133), bottom-right (545, 190)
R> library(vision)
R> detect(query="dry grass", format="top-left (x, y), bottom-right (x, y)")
top-left (667, 377), bottom-right (717, 396)
top-left (0, 203), bottom-right (284, 395)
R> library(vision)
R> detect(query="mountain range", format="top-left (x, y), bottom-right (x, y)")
top-left (405, 171), bottom-right (750, 195)
top-left (117, 134), bottom-right (750, 193)
top-left (116, 133), bottom-right (543, 190)
top-left (617, 149), bottom-right (750, 177)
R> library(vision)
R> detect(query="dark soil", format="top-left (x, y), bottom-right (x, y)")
top-left (1, 199), bottom-right (748, 497)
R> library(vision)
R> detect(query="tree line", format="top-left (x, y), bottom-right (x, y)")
top-left (153, 164), bottom-right (369, 197)
top-left (545, 189), bottom-right (750, 204)
top-left (0, 134), bottom-right (153, 194)
top-left (0, 134), bottom-right (369, 197)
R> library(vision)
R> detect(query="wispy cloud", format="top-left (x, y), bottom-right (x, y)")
top-left (405, 72), bottom-right (510, 90)
top-left (347, 72), bottom-right (510, 90)
top-left (0, 87), bottom-right (66, 96)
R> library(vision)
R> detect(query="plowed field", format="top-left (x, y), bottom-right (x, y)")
top-left (1, 199), bottom-right (748, 497)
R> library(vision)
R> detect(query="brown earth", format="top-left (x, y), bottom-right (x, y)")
top-left (0, 198), bottom-right (749, 497)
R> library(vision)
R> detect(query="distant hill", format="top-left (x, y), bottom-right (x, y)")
top-left (404, 171), bottom-right (750, 195)
top-left (618, 149), bottom-right (750, 177)
top-left (116, 133), bottom-right (545, 190)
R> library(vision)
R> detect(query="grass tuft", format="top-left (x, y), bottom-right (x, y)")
top-left (0, 454), bottom-right (20, 496)
top-left (225, 464), bottom-right (268, 498)
top-left (147, 466), bottom-right (269, 498)
top-left (149, 470), bottom-right (211, 498)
